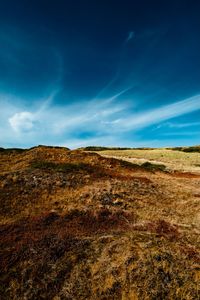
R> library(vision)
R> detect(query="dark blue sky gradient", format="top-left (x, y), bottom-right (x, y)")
top-left (0, 0), bottom-right (200, 148)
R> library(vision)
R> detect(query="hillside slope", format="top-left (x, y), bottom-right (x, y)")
top-left (0, 146), bottom-right (200, 299)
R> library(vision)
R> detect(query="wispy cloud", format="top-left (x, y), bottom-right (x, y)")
top-left (156, 121), bottom-right (200, 129)
top-left (117, 95), bottom-right (200, 131)
top-left (1, 90), bottom-right (200, 148)
top-left (161, 131), bottom-right (200, 136)
top-left (126, 31), bottom-right (135, 43)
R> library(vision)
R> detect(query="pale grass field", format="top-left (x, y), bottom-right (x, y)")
top-left (97, 149), bottom-right (200, 173)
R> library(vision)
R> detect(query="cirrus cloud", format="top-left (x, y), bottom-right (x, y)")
top-left (2, 89), bottom-right (200, 149)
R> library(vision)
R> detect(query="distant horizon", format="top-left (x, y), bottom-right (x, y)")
top-left (0, 0), bottom-right (200, 148)
top-left (1, 143), bottom-right (200, 151)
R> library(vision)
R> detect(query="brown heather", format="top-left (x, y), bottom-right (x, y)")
top-left (0, 146), bottom-right (200, 299)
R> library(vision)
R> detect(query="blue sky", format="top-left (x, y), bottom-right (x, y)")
top-left (0, 0), bottom-right (200, 148)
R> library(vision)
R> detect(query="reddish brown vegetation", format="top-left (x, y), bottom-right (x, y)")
top-left (0, 146), bottom-right (200, 299)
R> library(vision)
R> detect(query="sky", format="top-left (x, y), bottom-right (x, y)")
top-left (0, 0), bottom-right (200, 149)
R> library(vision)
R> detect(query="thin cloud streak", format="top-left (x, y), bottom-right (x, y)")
top-left (118, 95), bottom-right (200, 131)
top-left (156, 121), bottom-right (200, 129)
top-left (1, 91), bottom-right (200, 148)
top-left (125, 31), bottom-right (135, 43)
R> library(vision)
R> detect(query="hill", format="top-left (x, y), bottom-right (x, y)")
top-left (0, 145), bottom-right (200, 299)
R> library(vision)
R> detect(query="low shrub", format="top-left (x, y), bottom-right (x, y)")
top-left (0, 147), bottom-right (26, 154)
top-left (170, 146), bottom-right (200, 153)
top-left (141, 161), bottom-right (166, 172)
top-left (30, 161), bottom-right (94, 173)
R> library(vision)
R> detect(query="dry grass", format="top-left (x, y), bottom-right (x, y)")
top-left (98, 148), bottom-right (200, 172)
top-left (0, 146), bottom-right (200, 299)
